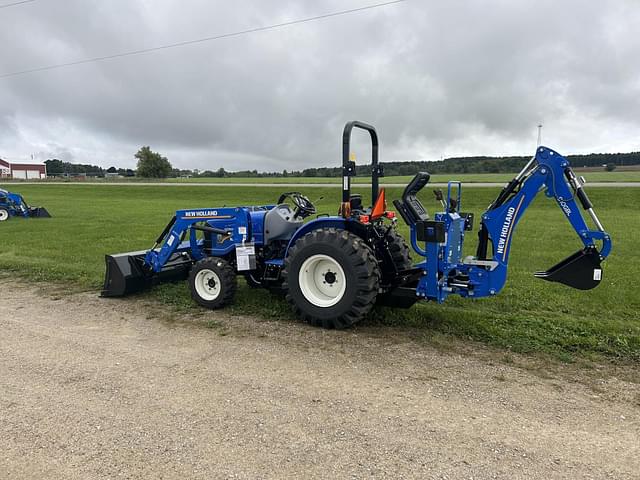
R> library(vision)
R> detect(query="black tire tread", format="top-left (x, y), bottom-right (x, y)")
top-left (386, 228), bottom-right (412, 269)
top-left (377, 228), bottom-right (417, 309)
top-left (188, 257), bottom-right (237, 309)
top-left (282, 228), bottom-right (380, 329)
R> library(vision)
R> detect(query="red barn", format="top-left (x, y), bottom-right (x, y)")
top-left (0, 158), bottom-right (47, 179)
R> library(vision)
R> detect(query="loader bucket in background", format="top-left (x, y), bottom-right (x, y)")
top-left (29, 207), bottom-right (51, 218)
top-left (534, 247), bottom-right (603, 290)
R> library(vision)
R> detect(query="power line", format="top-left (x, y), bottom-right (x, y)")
top-left (0, 0), bottom-right (38, 9)
top-left (0, 0), bottom-right (407, 79)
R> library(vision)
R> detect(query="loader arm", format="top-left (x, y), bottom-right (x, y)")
top-left (102, 207), bottom-right (251, 297)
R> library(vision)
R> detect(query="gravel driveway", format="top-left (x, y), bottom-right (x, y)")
top-left (1, 280), bottom-right (638, 479)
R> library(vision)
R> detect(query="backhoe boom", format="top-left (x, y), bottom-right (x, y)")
top-left (398, 146), bottom-right (612, 304)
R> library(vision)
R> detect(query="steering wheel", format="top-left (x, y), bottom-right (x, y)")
top-left (277, 192), bottom-right (316, 219)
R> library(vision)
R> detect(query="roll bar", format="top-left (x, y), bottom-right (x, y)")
top-left (341, 121), bottom-right (384, 206)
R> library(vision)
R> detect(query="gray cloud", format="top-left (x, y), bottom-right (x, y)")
top-left (1, 0), bottom-right (639, 171)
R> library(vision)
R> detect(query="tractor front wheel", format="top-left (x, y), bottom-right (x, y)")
top-left (283, 228), bottom-right (380, 329)
top-left (189, 257), bottom-right (237, 309)
top-left (0, 208), bottom-right (10, 222)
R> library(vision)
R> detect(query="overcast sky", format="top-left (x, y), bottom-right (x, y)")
top-left (1, 0), bottom-right (639, 171)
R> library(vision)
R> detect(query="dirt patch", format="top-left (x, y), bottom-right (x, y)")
top-left (1, 280), bottom-right (638, 479)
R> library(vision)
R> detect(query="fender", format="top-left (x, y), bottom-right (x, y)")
top-left (284, 216), bottom-right (348, 257)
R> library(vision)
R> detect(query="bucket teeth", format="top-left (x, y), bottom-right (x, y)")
top-left (534, 247), bottom-right (602, 290)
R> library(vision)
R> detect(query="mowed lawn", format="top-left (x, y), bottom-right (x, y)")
top-left (28, 170), bottom-right (640, 184)
top-left (174, 170), bottom-right (640, 183)
top-left (1, 184), bottom-right (638, 362)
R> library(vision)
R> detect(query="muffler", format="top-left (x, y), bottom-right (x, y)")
top-left (534, 246), bottom-right (603, 290)
top-left (101, 250), bottom-right (193, 297)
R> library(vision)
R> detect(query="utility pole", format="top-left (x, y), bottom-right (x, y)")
top-left (537, 124), bottom-right (543, 147)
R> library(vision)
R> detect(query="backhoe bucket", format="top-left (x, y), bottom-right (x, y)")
top-left (29, 207), bottom-right (51, 217)
top-left (534, 247), bottom-right (602, 290)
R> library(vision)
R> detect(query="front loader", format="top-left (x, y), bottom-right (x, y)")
top-left (0, 188), bottom-right (51, 221)
top-left (102, 121), bottom-right (611, 329)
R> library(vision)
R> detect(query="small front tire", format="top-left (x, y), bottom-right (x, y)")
top-left (188, 257), bottom-right (237, 309)
top-left (0, 208), bottom-right (10, 222)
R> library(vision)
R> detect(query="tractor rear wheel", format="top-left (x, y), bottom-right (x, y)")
top-left (377, 228), bottom-right (417, 308)
top-left (189, 257), bottom-right (237, 309)
top-left (283, 228), bottom-right (380, 329)
top-left (386, 228), bottom-right (413, 270)
top-left (0, 208), bottom-right (9, 222)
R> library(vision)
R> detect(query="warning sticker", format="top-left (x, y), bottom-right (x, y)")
top-left (235, 244), bottom-right (256, 271)
top-left (593, 269), bottom-right (602, 281)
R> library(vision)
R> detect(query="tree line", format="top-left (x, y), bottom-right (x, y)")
top-left (44, 147), bottom-right (639, 179)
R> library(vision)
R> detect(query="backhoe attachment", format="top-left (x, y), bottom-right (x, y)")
top-left (396, 146), bottom-right (612, 304)
top-left (477, 146), bottom-right (611, 292)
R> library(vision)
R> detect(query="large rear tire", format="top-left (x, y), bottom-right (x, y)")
top-left (386, 228), bottom-right (412, 270)
top-left (0, 208), bottom-right (10, 222)
top-left (377, 228), bottom-right (417, 308)
top-left (283, 228), bottom-right (380, 329)
top-left (189, 257), bottom-right (237, 309)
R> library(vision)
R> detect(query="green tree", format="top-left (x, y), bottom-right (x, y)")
top-left (135, 146), bottom-right (172, 178)
top-left (605, 163), bottom-right (617, 172)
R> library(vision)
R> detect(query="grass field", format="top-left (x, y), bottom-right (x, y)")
top-left (158, 170), bottom-right (640, 184)
top-left (1, 183), bottom-right (638, 362)
top-left (11, 170), bottom-right (640, 184)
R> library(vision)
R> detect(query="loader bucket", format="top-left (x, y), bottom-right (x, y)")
top-left (101, 250), bottom-right (193, 297)
top-left (102, 251), bottom-right (150, 297)
top-left (534, 247), bottom-right (602, 290)
top-left (29, 207), bottom-right (51, 217)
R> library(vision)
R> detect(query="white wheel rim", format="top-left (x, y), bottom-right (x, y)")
top-left (194, 269), bottom-right (222, 301)
top-left (298, 254), bottom-right (346, 307)
top-left (0, 210), bottom-right (8, 221)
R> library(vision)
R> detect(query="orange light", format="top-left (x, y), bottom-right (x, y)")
top-left (371, 189), bottom-right (386, 219)
top-left (339, 202), bottom-right (351, 218)
top-left (359, 215), bottom-right (370, 224)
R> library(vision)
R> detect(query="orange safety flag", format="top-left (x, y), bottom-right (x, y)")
top-left (370, 188), bottom-right (386, 219)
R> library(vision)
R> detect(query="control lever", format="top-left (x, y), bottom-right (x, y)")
top-left (433, 189), bottom-right (446, 209)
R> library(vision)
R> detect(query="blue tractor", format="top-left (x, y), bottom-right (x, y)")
top-left (0, 188), bottom-right (51, 221)
top-left (102, 121), bottom-right (611, 328)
